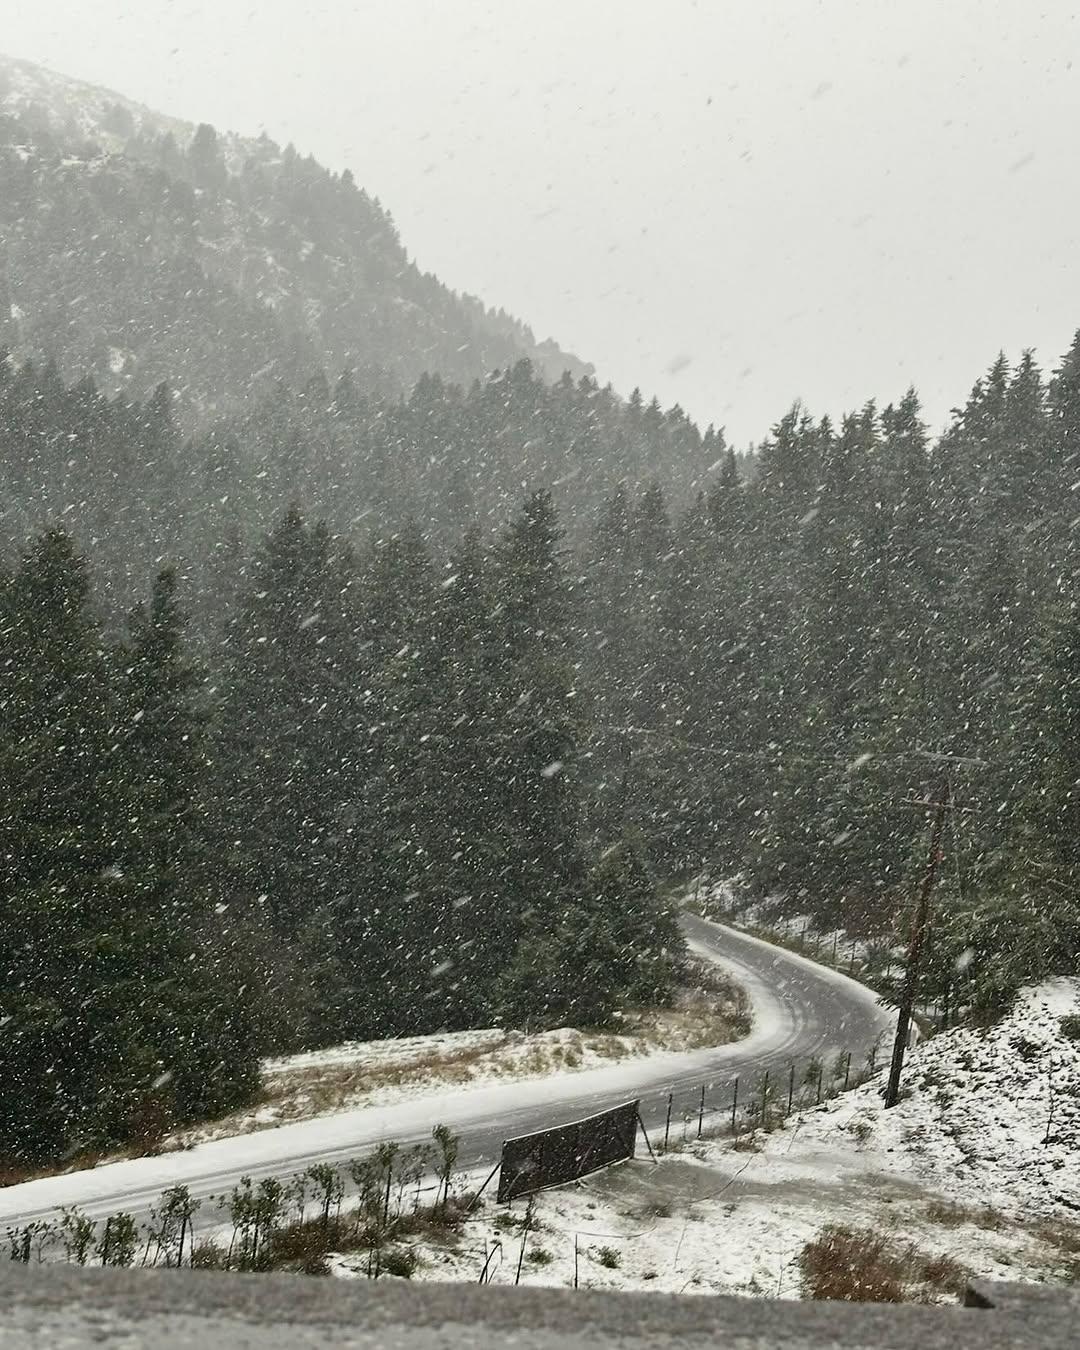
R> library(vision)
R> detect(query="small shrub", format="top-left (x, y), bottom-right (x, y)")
top-left (1009, 1034), bottom-right (1041, 1063)
top-left (595, 1245), bottom-right (621, 1269)
top-left (382, 1246), bottom-right (419, 1278)
top-left (921, 1253), bottom-right (966, 1289)
top-left (97, 1213), bottom-right (138, 1269)
top-left (850, 1119), bottom-right (874, 1145)
top-left (267, 1213), bottom-right (351, 1272)
top-left (799, 1227), bottom-right (904, 1303)
top-left (642, 1269), bottom-right (658, 1281)
top-left (527, 1246), bottom-right (553, 1266)
top-left (925, 1200), bottom-right (970, 1228)
top-left (59, 1207), bottom-right (96, 1266)
top-left (798, 1224), bottom-right (967, 1303)
top-left (1059, 1015), bottom-right (1080, 1042)
top-left (191, 1239), bottom-right (226, 1270)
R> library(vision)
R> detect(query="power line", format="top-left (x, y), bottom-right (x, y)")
top-left (595, 722), bottom-right (991, 772)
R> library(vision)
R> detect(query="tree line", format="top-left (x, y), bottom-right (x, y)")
top-left (579, 344), bottom-right (1080, 1018)
top-left (7, 329), bottom-right (1080, 1165)
top-left (0, 491), bottom-right (681, 1168)
top-left (0, 356), bottom-right (719, 625)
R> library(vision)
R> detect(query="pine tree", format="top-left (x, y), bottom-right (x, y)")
top-left (0, 535), bottom-right (168, 1160)
top-left (213, 507), bottom-right (359, 942)
top-left (1049, 330), bottom-right (1080, 490)
top-left (122, 567), bottom-right (262, 1123)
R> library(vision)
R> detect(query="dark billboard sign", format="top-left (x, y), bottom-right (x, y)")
top-left (496, 1099), bottom-right (639, 1203)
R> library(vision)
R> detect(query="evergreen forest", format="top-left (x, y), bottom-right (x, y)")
top-left (4, 335), bottom-right (1080, 1168)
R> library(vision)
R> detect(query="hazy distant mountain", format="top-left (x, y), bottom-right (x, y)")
top-left (0, 54), bottom-right (592, 423)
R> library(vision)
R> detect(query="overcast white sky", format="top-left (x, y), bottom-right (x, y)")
top-left (5, 1), bottom-right (1079, 442)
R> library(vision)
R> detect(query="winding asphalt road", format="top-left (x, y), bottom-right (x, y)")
top-left (0, 914), bottom-right (894, 1231)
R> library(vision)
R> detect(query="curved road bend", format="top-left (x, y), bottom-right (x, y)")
top-left (0, 913), bottom-right (894, 1230)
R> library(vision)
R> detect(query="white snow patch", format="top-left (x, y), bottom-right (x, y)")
top-left (389, 979), bottom-right (1080, 1298)
top-left (261, 1028), bottom-right (506, 1078)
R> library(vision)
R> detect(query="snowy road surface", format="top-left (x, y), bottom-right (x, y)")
top-left (0, 914), bottom-right (893, 1228)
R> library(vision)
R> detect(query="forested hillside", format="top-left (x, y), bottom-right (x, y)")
top-left (2, 53), bottom-right (1079, 1181)
top-left (0, 54), bottom-right (590, 421)
top-left (0, 488), bottom-right (682, 1167)
top-left (4, 335), bottom-right (1080, 1168)
top-left (0, 355), bottom-right (719, 620)
top-left (582, 349), bottom-right (1080, 1022)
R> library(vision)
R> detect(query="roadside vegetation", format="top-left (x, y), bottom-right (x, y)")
top-left (797, 1224), bottom-right (968, 1304)
top-left (4, 1125), bottom-right (467, 1280)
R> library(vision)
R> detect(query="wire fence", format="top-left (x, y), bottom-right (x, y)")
top-left (480, 1038), bottom-right (885, 1287)
top-left (638, 1035), bottom-right (883, 1159)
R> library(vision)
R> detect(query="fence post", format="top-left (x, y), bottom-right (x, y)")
top-left (843, 1051), bottom-right (851, 1091)
top-left (663, 1092), bottom-right (673, 1152)
top-left (731, 1077), bottom-right (739, 1136)
top-left (816, 1063), bottom-right (823, 1105)
top-left (636, 1110), bottom-right (657, 1162)
top-left (760, 1070), bottom-right (770, 1129)
top-left (697, 1085), bottom-right (706, 1139)
top-left (463, 1162), bottom-right (501, 1219)
top-left (515, 1197), bottom-right (534, 1286)
top-left (787, 1062), bottom-right (795, 1117)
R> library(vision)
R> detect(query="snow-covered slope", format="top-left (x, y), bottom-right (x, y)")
top-left (0, 52), bottom-right (591, 421)
top-left (0, 52), bottom-right (189, 148)
top-left (404, 980), bottom-right (1080, 1299)
top-left (789, 977), bottom-right (1080, 1218)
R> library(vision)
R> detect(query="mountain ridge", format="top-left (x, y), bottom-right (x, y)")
top-left (0, 52), bottom-right (592, 424)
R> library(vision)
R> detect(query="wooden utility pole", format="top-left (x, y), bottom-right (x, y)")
top-left (884, 780), bottom-right (950, 1109)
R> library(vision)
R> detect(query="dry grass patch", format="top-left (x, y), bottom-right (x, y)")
top-left (799, 1224), bottom-right (968, 1304)
top-left (923, 1199), bottom-right (1008, 1232)
top-left (1029, 1217), bottom-right (1080, 1279)
top-left (187, 1039), bottom-right (517, 1141)
top-left (194, 964), bottom-right (750, 1140)
top-left (924, 1201), bottom-right (1080, 1281)
top-left (274, 1040), bottom-right (512, 1113)
top-left (619, 961), bottom-right (751, 1051)
top-left (1, 1144), bottom-right (140, 1191)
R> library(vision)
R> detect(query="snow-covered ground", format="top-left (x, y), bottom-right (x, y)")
top-left (378, 978), bottom-right (1080, 1299)
top-left (690, 877), bottom-right (898, 977)
top-left (0, 956), bottom-right (758, 1225)
top-left (168, 965), bottom-right (747, 1150)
